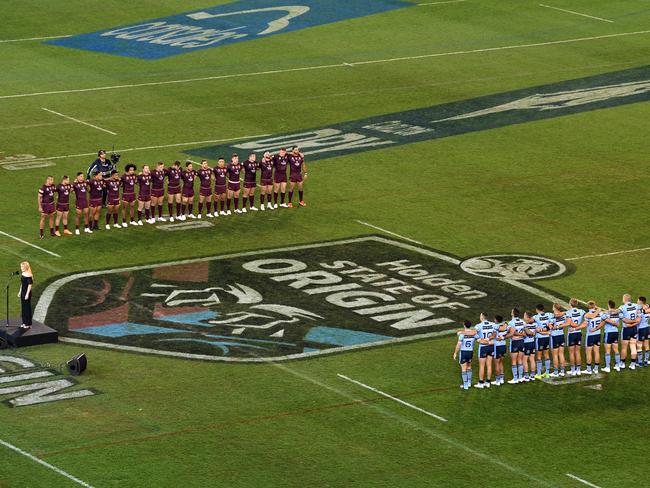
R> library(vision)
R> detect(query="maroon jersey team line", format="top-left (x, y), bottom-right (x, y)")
top-left (37, 148), bottom-right (308, 238)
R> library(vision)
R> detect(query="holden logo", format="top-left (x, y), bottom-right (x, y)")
top-left (459, 254), bottom-right (566, 280)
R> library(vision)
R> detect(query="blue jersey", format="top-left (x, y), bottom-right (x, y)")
top-left (602, 311), bottom-right (621, 333)
top-left (475, 321), bottom-right (496, 344)
top-left (585, 309), bottom-right (604, 336)
top-left (508, 317), bottom-right (525, 342)
top-left (458, 333), bottom-right (476, 352)
top-left (494, 323), bottom-right (508, 346)
top-left (619, 302), bottom-right (641, 326)
top-left (638, 305), bottom-right (649, 329)
top-left (523, 320), bottom-right (537, 343)
top-left (534, 312), bottom-right (553, 338)
top-left (551, 313), bottom-right (568, 336)
top-left (566, 307), bottom-right (585, 332)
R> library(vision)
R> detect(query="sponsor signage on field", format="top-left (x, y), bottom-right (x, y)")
top-left (47, 0), bottom-right (411, 60)
top-left (34, 236), bottom-right (571, 362)
top-left (187, 65), bottom-right (650, 161)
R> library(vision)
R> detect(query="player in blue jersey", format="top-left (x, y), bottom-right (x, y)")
top-left (602, 300), bottom-right (622, 373)
top-left (493, 315), bottom-right (508, 386)
top-left (474, 312), bottom-right (496, 388)
top-left (636, 296), bottom-right (650, 367)
top-left (566, 298), bottom-right (585, 376)
top-left (507, 308), bottom-right (526, 384)
top-left (533, 304), bottom-right (553, 379)
top-left (619, 294), bottom-right (640, 370)
top-left (522, 311), bottom-right (537, 382)
top-left (550, 303), bottom-right (568, 377)
top-left (453, 320), bottom-right (477, 390)
top-left (583, 301), bottom-right (604, 374)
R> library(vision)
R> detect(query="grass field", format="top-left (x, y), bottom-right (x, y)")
top-left (1, 0), bottom-right (650, 486)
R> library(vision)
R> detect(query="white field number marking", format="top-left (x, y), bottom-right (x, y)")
top-left (0, 154), bottom-right (54, 171)
top-left (157, 221), bottom-right (214, 231)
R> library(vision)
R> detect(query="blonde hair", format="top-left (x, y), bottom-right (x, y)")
top-left (21, 261), bottom-right (32, 277)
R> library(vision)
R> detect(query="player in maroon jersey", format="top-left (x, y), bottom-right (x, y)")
top-left (37, 175), bottom-right (56, 238)
top-left (226, 154), bottom-right (243, 214)
top-left (151, 161), bottom-right (167, 222)
top-left (121, 164), bottom-right (137, 226)
top-left (137, 164), bottom-right (154, 225)
top-left (72, 172), bottom-right (91, 234)
top-left (181, 161), bottom-right (197, 220)
top-left (272, 147), bottom-right (289, 208)
top-left (54, 175), bottom-right (73, 236)
top-left (287, 146), bottom-right (308, 208)
top-left (166, 160), bottom-right (182, 221)
top-left (213, 157), bottom-right (228, 216)
top-left (242, 153), bottom-right (259, 212)
top-left (88, 172), bottom-right (105, 231)
top-left (258, 151), bottom-right (274, 211)
top-left (197, 160), bottom-right (214, 218)
top-left (105, 170), bottom-right (122, 230)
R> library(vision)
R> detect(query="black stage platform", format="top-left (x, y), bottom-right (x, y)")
top-left (0, 319), bottom-right (58, 348)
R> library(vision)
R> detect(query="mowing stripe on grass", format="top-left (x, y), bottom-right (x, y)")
top-left (0, 230), bottom-right (61, 258)
top-left (337, 373), bottom-right (448, 422)
top-left (566, 246), bottom-right (650, 261)
top-left (355, 220), bottom-right (423, 244)
top-left (41, 107), bottom-right (117, 135)
top-left (0, 35), bottom-right (72, 43)
top-left (0, 438), bottom-right (94, 488)
top-left (540, 4), bottom-right (614, 23)
top-left (566, 473), bottom-right (602, 488)
top-left (418, 0), bottom-right (465, 5)
top-left (2, 29), bottom-right (650, 100)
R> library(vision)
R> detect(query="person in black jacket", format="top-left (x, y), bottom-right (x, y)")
top-left (17, 261), bottom-right (33, 329)
top-left (87, 150), bottom-right (117, 206)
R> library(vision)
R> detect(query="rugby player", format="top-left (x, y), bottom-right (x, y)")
top-left (121, 164), bottom-right (138, 226)
top-left (602, 300), bottom-right (622, 372)
top-left (227, 154), bottom-right (243, 214)
top-left (493, 315), bottom-right (508, 386)
top-left (136, 164), bottom-right (153, 225)
top-left (453, 320), bottom-right (476, 390)
top-left (197, 160), bottom-right (214, 218)
top-left (37, 175), bottom-right (56, 238)
top-left (287, 146), bottom-right (307, 208)
top-left (54, 175), bottom-right (73, 236)
top-left (242, 153), bottom-right (258, 211)
top-left (88, 171), bottom-right (104, 231)
top-left (474, 312), bottom-right (496, 388)
top-left (213, 157), bottom-right (228, 216)
top-left (105, 170), bottom-right (122, 229)
top-left (166, 160), bottom-right (182, 221)
top-left (151, 162), bottom-right (167, 222)
top-left (272, 147), bottom-right (289, 208)
top-left (522, 311), bottom-right (537, 381)
top-left (619, 294), bottom-right (640, 370)
top-left (533, 304), bottom-right (552, 379)
top-left (258, 151), bottom-right (274, 210)
top-left (566, 298), bottom-right (585, 376)
top-left (507, 308), bottom-right (526, 384)
top-left (583, 301), bottom-right (604, 374)
top-left (181, 161), bottom-right (197, 219)
top-left (636, 296), bottom-right (650, 367)
top-left (550, 303), bottom-right (568, 377)
top-left (72, 172), bottom-right (91, 234)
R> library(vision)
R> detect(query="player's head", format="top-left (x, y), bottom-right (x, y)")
top-left (98, 149), bottom-right (106, 159)
top-left (125, 163), bottom-right (136, 174)
top-left (45, 175), bottom-right (54, 185)
top-left (292, 146), bottom-right (300, 154)
top-left (185, 161), bottom-right (193, 170)
top-left (511, 308), bottom-right (520, 318)
top-left (217, 157), bottom-right (225, 167)
top-left (263, 151), bottom-right (271, 160)
top-left (623, 293), bottom-right (631, 303)
top-left (201, 159), bottom-right (208, 169)
top-left (61, 175), bottom-right (69, 184)
top-left (142, 164), bottom-right (150, 175)
top-left (157, 161), bottom-right (164, 169)
top-left (279, 147), bottom-right (286, 156)
top-left (494, 314), bottom-right (503, 324)
top-left (248, 152), bottom-right (256, 161)
top-left (638, 296), bottom-right (647, 305)
top-left (536, 304), bottom-right (544, 312)
top-left (463, 319), bottom-right (472, 329)
top-left (479, 312), bottom-right (487, 321)
top-left (552, 303), bottom-right (562, 313)
top-left (524, 311), bottom-right (533, 321)
top-left (232, 153), bottom-right (239, 164)
top-left (587, 300), bottom-right (596, 310)
top-left (93, 171), bottom-right (102, 180)
top-left (569, 298), bottom-right (579, 308)
top-left (76, 171), bottom-right (84, 182)
top-left (111, 170), bottom-right (119, 179)
top-left (173, 160), bottom-right (181, 168)
top-left (608, 299), bottom-right (616, 310)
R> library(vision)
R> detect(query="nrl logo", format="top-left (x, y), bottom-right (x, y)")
top-left (34, 237), bottom-right (572, 362)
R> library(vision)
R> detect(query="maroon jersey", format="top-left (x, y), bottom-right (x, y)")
top-left (121, 174), bottom-right (137, 195)
top-left (106, 178), bottom-right (121, 202)
top-left (243, 160), bottom-right (258, 182)
top-left (198, 168), bottom-right (213, 189)
top-left (182, 169), bottom-right (196, 194)
top-left (259, 158), bottom-right (273, 181)
top-left (272, 154), bottom-right (288, 174)
top-left (39, 184), bottom-right (55, 205)
top-left (289, 154), bottom-right (304, 175)
top-left (213, 166), bottom-right (227, 187)
top-left (73, 181), bottom-right (88, 208)
top-left (137, 174), bottom-right (152, 199)
top-left (167, 167), bottom-right (182, 189)
top-left (151, 168), bottom-right (166, 190)
top-left (88, 179), bottom-right (104, 201)
top-left (226, 163), bottom-right (242, 183)
top-left (56, 183), bottom-right (72, 205)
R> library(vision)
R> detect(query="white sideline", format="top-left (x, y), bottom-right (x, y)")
top-left (540, 4), bottom-right (614, 23)
top-left (2, 29), bottom-right (650, 100)
top-left (41, 107), bottom-right (117, 136)
top-left (0, 35), bottom-right (72, 43)
top-left (566, 246), bottom-right (650, 261)
top-left (418, 0), bottom-right (465, 5)
top-left (355, 220), bottom-right (423, 244)
top-left (0, 438), bottom-right (94, 488)
top-left (566, 473), bottom-right (602, 488)
top-left (337, 373), bottom-right (448, 422)
top-left (0, 230), bottom-right (61, 258)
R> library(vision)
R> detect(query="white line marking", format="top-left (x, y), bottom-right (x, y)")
top-left (2, 29), bottom-right (649, 100)
top-left (566, 246), bottom-right (650, 261)
top-left (566, 473), bottom-right (602, 488)
top-left (41, 107), bottom-right (117, 135)
top-left (542, 373), bottom-right (602, 385)
top-left (0, 35), bottom-right (72, 44)
top-left (355, 220), bottom-right (423, 244)
top-left (157, 221), bottom-right (214, 231)
top-left (418, 0), bottom-right (465, 5)
top-left (0, 134), bottom-right (271, 166)
top-left (0, 230), bottom-right (61, 258)
top-left (0, 438), bottom-right (94, 488)
top-left (337, 374), bottom-right (448, 422)
top-left (540, 4), bottom-right (614, 23)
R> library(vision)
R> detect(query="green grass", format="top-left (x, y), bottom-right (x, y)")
top-left (1, 0), bottom-right (650, 486)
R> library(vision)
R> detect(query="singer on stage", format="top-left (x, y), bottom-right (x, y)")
top-left (17, 261), bottom-right (33, 329)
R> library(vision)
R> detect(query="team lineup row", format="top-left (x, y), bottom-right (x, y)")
top-left (452, 296), bottom-right (650, 390)
top-left (36, 148), bottom-right (308, 238)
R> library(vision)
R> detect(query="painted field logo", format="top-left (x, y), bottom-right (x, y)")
top-left (34, 237), bottom-right (571, 362)
top-left (47, 0), bottom-right (411, 60)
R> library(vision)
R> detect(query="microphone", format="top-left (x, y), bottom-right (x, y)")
top-left (9, 271), bottom-right (20, 277)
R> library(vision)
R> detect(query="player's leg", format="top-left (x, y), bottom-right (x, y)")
top-left (485, 354), bottom-right (493, 387)
top-left (248, 186), bottom-right (257, 211)
top-left (535, 345), bottom-right (543, 379)
top-left (62, 210), bottom-right (71, 234)
top-left (477, 350), bottom-right (486, 388)
top-left (145, 201), bottom-right (152, 223)
top-left (543, 347), bottom-right (551, 377)
top-left (612, 341), bottom-right (621, 371)
top-left (39, 213), bottom-right (46, 238)
top-left (206, 194), bottom-right (213, 217)
top-left (74, 208), bottom-right (81, 235)
top-left (644, 338), bottom-right (650, 365)
top-left (629, 338), bottom-right (638, 370)
top-left (593, 338), bottom-right (601, 373)
top-left (83, 208), bottom-right (91, 233)
top-left (55, 210), bottom-right (63, 236)
top-left (198, 194), bottom-right (205, 217)
top-left (279, 181), bottom-right (287, 207)
top-left (298, 180), bottom-right (305, 207)
top-left (288, 181), bottom-right (295, 207)
top-left (273, 182), bottom-right (279, 208)
top-left (105, 204), bottom-right (114, 229)
top-left (137, 200), bottom-right (144, 224)
top-left (233, 190), bottom-right (241, 213)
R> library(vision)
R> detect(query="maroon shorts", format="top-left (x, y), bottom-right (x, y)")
top-left (56, 203), bottom-right (69, 212)
top-left (182, 190), bottom-right (194, 198)
top-left (274, 174), bottom-right (287, 183)
top-left (167, 186), bottom-right (180, 195)
top-left (138, 195), bottom-right (151, 202)
top-left (228, 182), bottom-right (240, 192)
top-left (290, 175), bottom-right (303, 183)
top-left (200, 187), bottom-right (212, 197)
top-left (152, 188), bottom-right (164, 198)
top-left (75, 201), bottom-right (88, 210)
top-left (214, 185), bottom-right (227, 195)
top-left (260, 179), bottom-right (272, 186)
top-left (40, 203), bottom-right (55, 215)
top-left (244, 181), bottom-right (257, 189)
top-left (122, 193), bottom-right (136, 203)
top-left (89, 198), bottom-right (102, 208)
top-left (108, 198), bottom-right (120, 206)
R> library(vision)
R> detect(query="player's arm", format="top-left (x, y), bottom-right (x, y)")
top-left (453, 338), bottom-right (461, 360)
top-left (37, 190), bottom-right (43, 212)
top-left (302, 161), bottom-right (308, 179)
